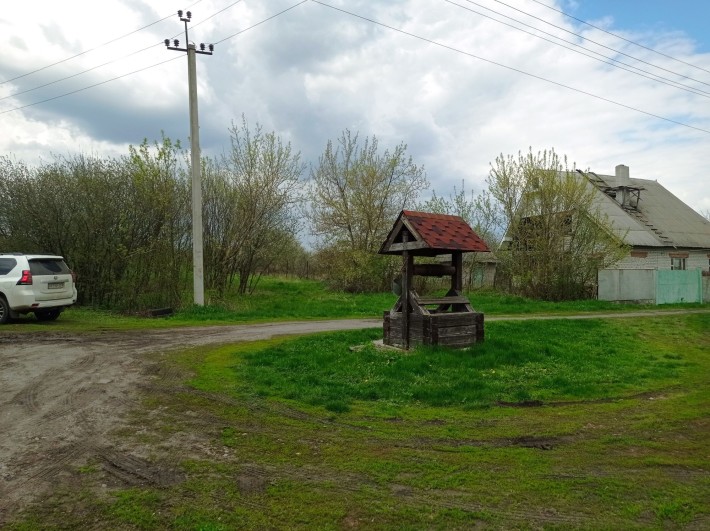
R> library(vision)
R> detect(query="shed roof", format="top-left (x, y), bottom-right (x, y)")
top-left (379, 210), bottom-right (490, 256)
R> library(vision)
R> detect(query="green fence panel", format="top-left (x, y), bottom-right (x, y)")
top-left (655, 269), bottom-right (702, 305)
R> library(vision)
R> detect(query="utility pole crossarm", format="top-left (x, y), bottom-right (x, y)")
top-left (164, 9), bottom-right (214, 306)
top-left (164, 9), bottom-right (214, 55)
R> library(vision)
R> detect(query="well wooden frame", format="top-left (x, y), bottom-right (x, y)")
top-left (379, 211), bottom-right (488, 350)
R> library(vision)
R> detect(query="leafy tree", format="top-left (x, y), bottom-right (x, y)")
top-left (0, 157), bottom-right (31, 249)
top-left (262, 232), bottom-right (312, 279)
top-left (203, 117), bottom-right (305, 295)
top-left (308, 130), bottom-right (428, 291)
top-left (0, 138), bottom-right (190, 310)
top-left (416, 182), bottom-right (503, 292)
top-left (489, 148), bottom-right (628, 300)
top-left (418, 181), bottom-right (503, 247)
top-left (123, 137), bottom-right (190, 308)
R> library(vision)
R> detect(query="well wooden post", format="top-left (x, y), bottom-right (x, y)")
top-left (401, 233), bottom-right (411, 349)
top-left (452, 251), bottom-right (463, 292)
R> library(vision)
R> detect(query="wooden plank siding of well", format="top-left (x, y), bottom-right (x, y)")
top-left (384, 313), bottom-right (482, 348)
top-left (424, 313), bottom-right (477, 326)
top-left (431, 325), bottom-right (477, 348)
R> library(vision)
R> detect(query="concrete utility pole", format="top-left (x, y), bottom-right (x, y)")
top-left (165, 10), bottom-right (213, 306)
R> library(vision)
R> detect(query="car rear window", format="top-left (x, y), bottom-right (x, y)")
top-left (29, 259), bottom-right (70, 275)
top-left (0, 258), bottom-right (17, 275)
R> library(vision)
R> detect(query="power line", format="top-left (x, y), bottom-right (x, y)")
top-left (3, 0), bottom-right (708, 137)
top-left (310, 0), bottom-right (710, 136)
top-left (459, 0), bottom-right (710, 94)
top-left (446, 0), bottom-right (710, 99)
top-left (0, 57), bottom-right (182, 115)
top-left (0, 9), bottom-right (183, 86)
top-left (1, 0), bottom-right (244, 103)
top-left (490, 0), bottom-right (710, 89)
top-left (529, 0), bottom-right (710, 77)
top-left (0, 42), bottom-right (163, 102)
top-left (0, 1), bottom-right (308, 115)
top-left (192, 0), bottom-right (244, 31)
top-left (215, 0), bottom-right (308, 45)
top-left (16, 0), bottom-right (704, 106)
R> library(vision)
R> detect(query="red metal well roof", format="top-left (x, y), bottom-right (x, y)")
top-left (380, 210), bottom-right (490, 254)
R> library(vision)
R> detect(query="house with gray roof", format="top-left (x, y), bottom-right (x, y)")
top-left (582, 164), bottom-right (710, 302)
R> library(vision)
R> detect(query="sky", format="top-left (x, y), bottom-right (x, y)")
top-left (1, 0), bottom-right (709, 219)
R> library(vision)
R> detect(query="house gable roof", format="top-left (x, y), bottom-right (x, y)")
top-left (379, 210), bottom-right (490, 256)
top-left (588, 173), bottom-right (710, 249)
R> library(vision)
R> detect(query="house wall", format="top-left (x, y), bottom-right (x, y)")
top-left (599, 248), bottom-right (709, 303)
top-left (462, 255), bottom-right (497, 289)
top-left (466, 263), bottom-right (496, 289)
top-left (611, 248), bottom-right (710, 272)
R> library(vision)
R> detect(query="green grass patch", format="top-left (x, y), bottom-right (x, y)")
top-left (2, 276), bottom-right (706, 332)
top-left (106, 489), bottom-right (163, 528)
top-left (194, 319), bottom-right (691, 412)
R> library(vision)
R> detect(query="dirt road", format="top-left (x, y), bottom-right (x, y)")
top-left (0, 310), bottom-right (706, 524)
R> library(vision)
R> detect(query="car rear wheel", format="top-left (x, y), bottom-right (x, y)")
top-left (0, 296), bottom-right (9, 324)
top-left (35, 308), bottom-right (61, 322)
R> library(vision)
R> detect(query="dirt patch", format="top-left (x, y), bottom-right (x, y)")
top-left (0, 319), bottom-right (380, 525)
top-left (236, 471), bottom-right (269, 495)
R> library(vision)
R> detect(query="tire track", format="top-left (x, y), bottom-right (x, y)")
top-left (10, 379), bottom-right (41, 413)
top-left (21, 440), bottom-right (95, 486)
top-left (41, 383), bottom-right (92, 421)
top-left (99, 450), bottom-right (184, 487)
top-left (69, 352), bottom-right (96, 369)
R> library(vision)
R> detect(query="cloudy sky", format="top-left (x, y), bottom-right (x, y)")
top-left (2, 0), bottom-right (709, 215)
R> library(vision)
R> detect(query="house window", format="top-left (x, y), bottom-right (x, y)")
top-left (671, 257), bottom-right (686, 270)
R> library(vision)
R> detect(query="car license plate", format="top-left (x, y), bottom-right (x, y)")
top-left (48, 282), bottom-right (64, 289)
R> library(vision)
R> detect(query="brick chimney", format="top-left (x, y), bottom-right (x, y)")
top-left (615, 164), bottom-right (630, 183)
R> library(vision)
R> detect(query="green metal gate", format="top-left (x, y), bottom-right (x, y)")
top-left (655, 269), bottom-right (703, 305)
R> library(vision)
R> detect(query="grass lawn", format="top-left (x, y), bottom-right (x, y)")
top-left (9, 313), bottom-right (710, 529)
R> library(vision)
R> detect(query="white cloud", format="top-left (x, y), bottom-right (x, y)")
top-left (1, 0), bottom-right (709, 214)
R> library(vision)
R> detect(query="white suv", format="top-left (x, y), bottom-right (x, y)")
top-left (0, 253), bottom-right (77, 323)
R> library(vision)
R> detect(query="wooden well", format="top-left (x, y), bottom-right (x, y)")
top-left (379, 210), bottom-right (490, 350)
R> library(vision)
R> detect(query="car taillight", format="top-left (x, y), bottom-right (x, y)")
top-left (71, 270), bottom-right (77, 283)
top-left (17, 269), bottom-right (32, 285)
